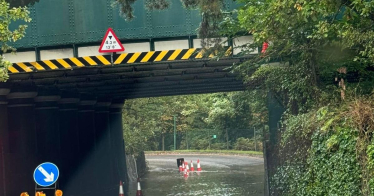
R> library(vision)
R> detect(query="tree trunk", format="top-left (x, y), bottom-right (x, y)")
top-left (263, 124), bottom-right (269, 196)
top-left (226, 128), bottom-right (229, 150)
top-left (162, 135), bottom-right (165, 151)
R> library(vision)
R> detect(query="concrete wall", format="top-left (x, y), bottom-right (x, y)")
top-left (0, 85), bottom-right (128, 196)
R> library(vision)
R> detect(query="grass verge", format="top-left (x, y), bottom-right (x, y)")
top-left (145, 150), bottom-right (263, 158)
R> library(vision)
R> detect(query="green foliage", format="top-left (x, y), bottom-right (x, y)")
top-left (233, 137), bottom-right (262, 151)
top-left (123, 92), bottom-right (266, 154)
top-left (209, 142), bottom-right (226, 150)
top-left (273, 98), bottom-right (374, 195)
top-left (275, 125), bottom-right (362, 196)
top-left (234, 137), bottom-right (251, 151)
top-left (220, 1), bottom-right (374, 193)
top-left (224, 0), bottom-right (374, 115)
top-left (0, 0), bottom-right (30, 82)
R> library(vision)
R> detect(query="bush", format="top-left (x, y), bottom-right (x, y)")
top-left (210, 142), bottom-right (227, 150)
top-left (192, 139), bottom-right (210, 150)
top-left (234, 137), bottom-right (262, 151)
top-left (234, 137), bottom-right (253, 151)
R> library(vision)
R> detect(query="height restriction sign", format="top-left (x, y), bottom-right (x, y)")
top-left (98, 28), bottom-right (125, 53)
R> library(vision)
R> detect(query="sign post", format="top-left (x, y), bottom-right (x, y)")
top-left (98, 28), bottom-right (125, 65)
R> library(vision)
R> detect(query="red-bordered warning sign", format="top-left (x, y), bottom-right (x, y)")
top-left (98, 28), bottom-right (125, 53)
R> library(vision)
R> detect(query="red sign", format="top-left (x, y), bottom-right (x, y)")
top-left (98, 28), bottom-right (125, 53)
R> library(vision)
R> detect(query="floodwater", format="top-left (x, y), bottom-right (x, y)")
top-left (128, 154), bottom-right (264, 196)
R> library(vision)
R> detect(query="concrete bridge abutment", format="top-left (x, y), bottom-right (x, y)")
top-left (110, 99), bottom-right (128, 193)
top-left (0, 85), bottom-right (9, 196)
top-left (0, 87), bottom-right (128, 196)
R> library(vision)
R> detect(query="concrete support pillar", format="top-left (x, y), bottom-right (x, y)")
top-left (77, 94), bottom-right (97, 195)
top-left (94, 98), bottom-right (113, 194)
top-left (6, 87), bottom-right (37, 195)
top-left (0, 85), bottom-right (9, 196)
top-left (109, 99), bottom-right (128, 192)
top-left (58, 92), bottom-right (80, 195)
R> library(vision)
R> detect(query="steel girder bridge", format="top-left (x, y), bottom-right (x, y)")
top-left (0, 0), bottom-right (251, 195)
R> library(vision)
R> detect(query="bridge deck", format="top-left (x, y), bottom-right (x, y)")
top-left (8, 48), bottom-right (247, 99)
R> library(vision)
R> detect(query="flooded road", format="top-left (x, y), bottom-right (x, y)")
top-left (128, 154), bottom-right (264, 196)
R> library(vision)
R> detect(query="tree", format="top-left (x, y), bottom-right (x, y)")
top-left (230, 0), bottom-right (374, 112)
top-left (0, 0), bottom-right (31, 82)
top-left (228, 1), bottom-right (374, 195)
top-left (123, 92), bottom-right (261, 152)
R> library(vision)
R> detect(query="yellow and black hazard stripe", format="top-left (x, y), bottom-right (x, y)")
top-left (113, 47), bottom-right (232, 64)
top-left (8, 47), bottom-right (232, 73)
top-left (8, 55), bottom-right (112, 73)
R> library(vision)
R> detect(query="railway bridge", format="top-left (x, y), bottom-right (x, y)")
top-left (0, 0), bottom-right (258, 195)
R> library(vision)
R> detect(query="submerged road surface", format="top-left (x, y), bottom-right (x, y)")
top-left (128, 154), bottom-right (264, 196)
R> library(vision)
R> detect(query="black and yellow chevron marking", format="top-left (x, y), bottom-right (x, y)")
top-left (8, 55), bottom-right (112, 73)
top-left (113, 47), bottom-right (232, 64)
top-left (8, 47), bottom-right (232, 73)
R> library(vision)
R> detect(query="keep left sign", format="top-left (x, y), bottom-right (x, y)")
top-left (33, 162), bottom-right (59, 187)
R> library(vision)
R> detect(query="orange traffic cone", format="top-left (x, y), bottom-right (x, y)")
top-left (119, 181), bottom-right (125, 196)
top-left (185, 161), bottom-right (190, 172)
top-left (179, 163), bottom-right (183, 172)
top-left (136, 178), bottom-right (143, 196)
top-left (190, 160), bottom-right (195, 172)
top-left (183, 166), bottom-right (189, 178)
top-left (197, 159), bottom-right (202, 171)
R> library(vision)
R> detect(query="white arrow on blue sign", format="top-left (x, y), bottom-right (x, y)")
top-left (33, 162), bottom-right (59, 187)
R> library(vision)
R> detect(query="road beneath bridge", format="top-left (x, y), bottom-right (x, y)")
top-left (128, 154), bottom-right (264, 196)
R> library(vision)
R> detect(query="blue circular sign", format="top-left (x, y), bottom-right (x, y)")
top-left (33, 162), bottom-right (59, 187)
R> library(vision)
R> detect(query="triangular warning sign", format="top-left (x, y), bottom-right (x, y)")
top-left (99, 28), bottom-right (125, 53)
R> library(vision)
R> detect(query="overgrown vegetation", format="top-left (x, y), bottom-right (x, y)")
top-left (272, 97), bottom-right (374, 195)
top-left (226, 0), bottom-right (374, 195)
top-left (0, 0), bottom-right (30, 82)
